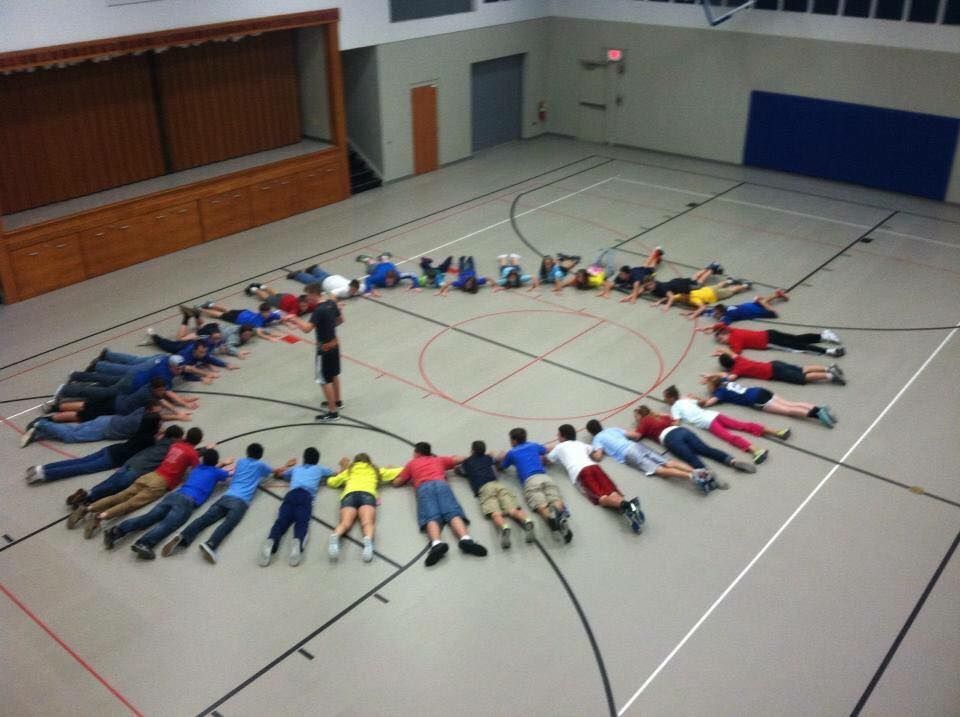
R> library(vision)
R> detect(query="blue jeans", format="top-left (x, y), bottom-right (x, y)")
top-left (41, 447), bottom-right (120, 482)
top-left (87, 466), bottom-right (141, 503)
top-left (663, 427), bottom-right (732, 469)
top-left (179, 495), bottom-right (249, 549)
top-left (267, 488), bottom-right (312, 544)
top-left (415, 480), bottom-right (465, 529)
top-left (35, 416), bottom-right (112, 443)
top-left (292, 267), bottom-right (330, 285)
top-left (95, 351), bottom-right (161, 376)
top-left (116, 492), bottom-right (198, 548)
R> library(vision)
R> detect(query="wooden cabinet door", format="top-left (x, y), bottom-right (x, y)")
top-left (199, 186), bottom-right (254, 240)
top-left (80, 219), bottom-right (147, 277)
top-left (145, 202), bottom-right (203, 257)
top-left (10, 234), bottom-right (86, 298)
top-left (297, 161), bottom-right (343, 212)
top-left (250, 175), bottom-right (299, 226)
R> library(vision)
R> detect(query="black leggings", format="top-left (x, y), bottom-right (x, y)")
top-left (766, 330), bottom-right (826, 354)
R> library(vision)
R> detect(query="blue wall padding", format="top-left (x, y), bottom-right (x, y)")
top-left (743, 91), bottom-right (959, 201)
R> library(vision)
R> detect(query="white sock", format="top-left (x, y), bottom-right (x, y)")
top-left (431, 539), bottom-right (442, 547)
top-left (460, 534), bottom-right (472, 542)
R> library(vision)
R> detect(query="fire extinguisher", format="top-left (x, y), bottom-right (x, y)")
top-left (538, 100), bottom-right (547, 123)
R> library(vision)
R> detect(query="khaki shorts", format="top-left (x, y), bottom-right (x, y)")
top-left (713, 286), bottom-right (736, 301)
top-left (478, 480), bottom-right (518, 516)
top-left (522, 474), bottom-right (562, 511)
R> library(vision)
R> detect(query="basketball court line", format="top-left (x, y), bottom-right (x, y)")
top-left (616, 323), bottom-right (959, 716)
top-left (613, 176), bottom-right (714, 198)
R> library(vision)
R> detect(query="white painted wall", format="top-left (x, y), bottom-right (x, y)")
top-left (0, 0), bottom-right (550, 53)
top-left (297, 27), bottom-right (331, 141)
top-left (548, 0), bottom-right (960, 53)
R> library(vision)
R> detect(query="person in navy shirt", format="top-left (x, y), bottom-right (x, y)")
top-left (498, 427), bottom-right (572, 543)
top-left (688, 289), bottom-right (788, 324)
top-left (194, 301), bottom-right (284, 342)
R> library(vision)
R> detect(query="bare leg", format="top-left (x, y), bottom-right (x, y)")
top-left (489, 511), bottom-right (506, 530)
top-left (49, 411), bottom-right (80, 423)
top-left (448, 516), bottom-right (469, 539)
top-left (664, 458), bottom-right (695, 473)
top-left (333, 506), bottom-right (358, 537)
top-left (654, 465), bottom-right (694, 481)
top-left (320, 382), bottom-right (336, 408)
top-left (507, 507), bottom-right (529, 524)
top-left (597, 491), bottom-right (625, 510)
top-left (425, 520), bottom-right (442, 541)
top-left (803, 370), bottom-right (832, 383)
top-left (358, 505), bottom-right (376, 539)
top-left (58, 401), bottom-right (83, 412)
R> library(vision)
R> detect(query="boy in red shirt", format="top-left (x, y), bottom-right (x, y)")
top-left (82, 427), bottom-right (204, 538)
top-left (713, 326), bottom-right (844, 357)
top-left (714, 350), bottom-right (844, 385)
top-left (393, 442), bottom-right (488, 567)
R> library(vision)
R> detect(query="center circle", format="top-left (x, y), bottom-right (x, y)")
top-left (417, 308), bottom-right (666, 421)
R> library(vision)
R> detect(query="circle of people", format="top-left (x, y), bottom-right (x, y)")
top-left (20, 246), bottom-right (847, 567)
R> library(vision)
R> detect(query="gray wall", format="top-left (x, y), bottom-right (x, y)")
top-left (545, 17), bottom-right (960, 203)
top-left (343, 46), bottom-right (384, 173)
top-left (297, 27), bottom-right (331, 142)
top-left (373, 18), bottom-right (550, 181)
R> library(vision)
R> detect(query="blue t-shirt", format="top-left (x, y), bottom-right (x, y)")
top-left (590, 428), bottom-right (633, 463)
top-left (713, 381), bottom-right (768, 406)
top-left (283, 463), bottom-right (334, 497)
top-left (223, 457), bottom-right (274, 504)
top-left (177, 464), bottom-right (230, 505)
top-left (719, 302), bottom-right (776, 325)
top-left (500, 442), bottom-right (546, 484)
top-left (363, 262), bottom-right (417, 292)
top-left (130, 361), bottom-right (175, 391)
top-left (234, 309), bottom-right (281, 328)
top-left (113, 383), bottom-right (154, 415)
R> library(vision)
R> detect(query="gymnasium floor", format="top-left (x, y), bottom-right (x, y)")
top-left (1, 136), bottom-right (958, 717)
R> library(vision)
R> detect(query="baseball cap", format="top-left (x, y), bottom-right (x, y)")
top-left (168, 355), bottom-right (185, 366)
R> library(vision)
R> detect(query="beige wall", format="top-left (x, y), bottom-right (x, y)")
top-left (297, 27), bottom-right (331, 142)
top-left (374, 18), bottom-right (550, 181)
top-left (546, 17), bottom-right (960, 203)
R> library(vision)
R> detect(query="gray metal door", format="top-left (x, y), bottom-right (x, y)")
top-left (471, 54), bottom-right (524, 152)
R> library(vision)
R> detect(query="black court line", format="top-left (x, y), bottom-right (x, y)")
top-left (0, 396), bottom-right (50, 405)
top-left (785, 210), bottom-right (898, 293)
top-left (850, 527), bottom-right (960, 716)
top-left (2, 534), bottom-right (13, 544)
top-left (210, 711), bottom-right (223, 717)
top-left (0, 515), bottom-right (68, 554)
top-left (373, 593), bottom-right (389, 604)
top-left (195, 543), bottom-right (430, 717)
top-left (297, 648), bottom-right (314, 660)
top-left (598, 152), bottom-right (960, 228)
top-left (0, 153), bottom-right (606, 374)
top-left (754, 318), bottom-right (960, 333)
top-left (534, 539), bottom-right (616, 717)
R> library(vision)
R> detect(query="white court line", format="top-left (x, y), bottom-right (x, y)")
top-left (5, 404), bottom-right (43, 420)
top-left (614, 176), bottom-right (714, 198)
top-left (872, 227), bottom-right (960, 249)
top-left (393, 176), bottom-right (619, 265)
top-left (617, 322), bottom-right (960, 716)
top-left (717, 197), bottom-right (873, 229)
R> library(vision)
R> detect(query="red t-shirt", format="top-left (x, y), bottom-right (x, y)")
top-left (396, 455), bottom-right (457, 489)
top-left (636, 414), bottom-right (674, 443)
top-left (154, 441), bottom-right (200, 489)
top-left (277, 294), bottom-right (301, 316)
top-left (726, 328), bottom-right (769, 354)
top-left (731, 355), bottom-right (774, 380)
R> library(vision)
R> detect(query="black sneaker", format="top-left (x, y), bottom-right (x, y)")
top-left (131, 542), bottom-right (156, 560)
top-left (459, 538), bottom-right (488, 557)
top-left (286, 270), bottom-right (299, 280)
top-left (103, 527), bottom-right (121, 550)
top-left (320, 400), bottom-right (344, 408)
top-left (244, 283), bottom-right (261, 296)
top-left (424, 542), bottom-right (449, 567)
top-left (305, 264), bottom-right (318, 275)
top-left (161, 534), bottom-right (183, 557)
top-left (315, 412), bottom-right (340, 422)
top-left (65, 488), bottom-right (88, 507)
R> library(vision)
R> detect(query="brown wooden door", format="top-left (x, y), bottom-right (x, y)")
top-left (411, 85), bottom-right (438, 175)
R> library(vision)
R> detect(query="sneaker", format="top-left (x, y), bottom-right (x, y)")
top-left (731, 459), bottom-right (757, 473)
top-left (547, 516), bottom-right (559, 532)
top-left (712, 477), bottom-right (730, 490)
top-left (286, 270), bottom-right (299, 280)
top-left (425, 541), bottom-right (449, 566)
top-left (824, 405), bottom-right (838, 424)
top-left (828, 363), bottom-right (845, 378)
top-left (556, 512), bottom-right (573, 544)
top-left (258, 539), bottom-right (275, 567)
top-left (816, 407), bottom-right (835, 428)
top-left (523, 520), bottom-right (536, 543)
top-left (775, 428), bottom-right (792, 440)
top-left (459, 538), bottom-right (488, 557)
top-left (500, 526), bottom-right (512, 550)
top-left (25, 465), bottom-right (44, 485)
top-left (821, 329), bottom-right (841, 344)
top-left (328, 534), bottom-right (340, 561)
top-left (289, 539), bottom-right (303, 566)
top-left (41, 398), bottom-right (57, 414)
top-left (20, 426), bottom-right (37, 448)
top-left (83, 513), bottom-right (102, 539)
top-left (53, 384), bottom-right (66, 402)
top-left (161, 534), bottom-right (182, 557)
top-left (103, 526), bottom-right (121, 550)
top-left (708, 261), bottom-right (724, 274)
top-left (508, 253), bottom-right (521, 261)
top-left (65, 488), bottom-right (87, 506)
top-left (320, 400), bottom-right (344, 408)
top-left (693, 473), bottom-right (714, 495)
top-left (199, 542), bottom-right (218, 564)
top-left (830, 371), bottom-right (846, 386)
top-left (178, 304), bottom-right (194, 319)
top-left (84, 348), bottom-right (107, 373)
top-left (752, 448), bottom-right (769, 465)
top-left (355, 254), bottom-right (372, 264)
top-left (131, 542), bottom-right (155, 560)
top-left (244, 283), bottom-right (260, 296)
top-left (66, 505), bottom-right (87, 529)
top-left (378, 252), bottom-right (393, 260)
top-left (826, 346), bottom-right (846, 358)
top-left (361, 537), bottom-right (374, 563)
top-left (137, 328), bottom-right (156, 347)
top-left (315, 411), bottom-right (340, 422)
top-left (629, 498), bottom-right (645, 533)
top-left (305, 264), bottom-right (318, 275)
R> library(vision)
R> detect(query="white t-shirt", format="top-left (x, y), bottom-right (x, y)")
top-left (321, 275), bottom-right (354, 300)
top-left (670, 398), bottom-right (718, 430)
top-left (547, 440), bottom-right (596, 483)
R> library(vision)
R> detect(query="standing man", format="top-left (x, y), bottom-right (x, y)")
top-left (288, 283), bottom-right (344, 422)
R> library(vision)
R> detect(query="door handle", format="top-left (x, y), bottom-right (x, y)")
top-left (579, 101), bottom-right (607, 109)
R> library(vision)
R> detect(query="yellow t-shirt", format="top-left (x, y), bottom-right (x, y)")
top-left (586, 270), bottom-right (605, 288)
top-left (686, 286), bottom-right (717, 307)
top-left (326, 462), bottom-right (403, 499)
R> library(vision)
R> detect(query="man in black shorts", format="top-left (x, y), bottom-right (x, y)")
top-left (288, 283), bottom-right (344, 421)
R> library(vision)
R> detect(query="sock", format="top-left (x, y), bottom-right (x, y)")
top-left (808, 407), bottom-right (819, 418)
top-left (431, 539), bottom-right (442, 547)
top-left (619, 500), bottom-right (630, 513)
top-left (460, 535), bottom-right (472, 542)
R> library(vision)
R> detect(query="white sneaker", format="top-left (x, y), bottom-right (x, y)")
top-left (328, 534), bottom-right (340, 561)
top-left (289, 539), bottom-right (303, 567)
top-left (138, 328), bottom-right (155, 346)
top-left (821, 329), bottom-right (841, 344)
top-left (361, 537), bottom-right (374, 563)
top-left (258, 539), bottom-right (274, 567)
top-left (199, 542), bottom-right (218, 564)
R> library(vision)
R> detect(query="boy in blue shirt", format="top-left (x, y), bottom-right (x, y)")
top-left (498, 427), bottom-right (572, 543)
top-left (258, 447), bottom-right (335, 567)
top-left (194, 301), bottom-right (284, 342)
top-left (356, 252), bottom-right (419, 296)
top-left (103, 449), bottom-right (235, 560)
top-left (162, 443), bottom-right (295, 563)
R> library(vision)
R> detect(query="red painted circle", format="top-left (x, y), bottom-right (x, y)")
top-left (417, 308), bottom-right (668, 421)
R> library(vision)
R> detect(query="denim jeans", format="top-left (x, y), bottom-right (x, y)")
top-left (267, 488), bottom-right (313, 543)
top-left (292, 267), bottom-right (330, 285)
top-left (41, 447), bottom-right (120, 482)
top-left (86, 466), bottom-right (141, 503)
top-left (35, 416), bottom-right (112, 443)
top-left (94, 351), bottom-right (161, 376)
top-left (663, 427), bottom-right (732, 469)
top-left (116, 492), bottom-right (198, 548)
top-left (179, 495), bottom-right (249, 549)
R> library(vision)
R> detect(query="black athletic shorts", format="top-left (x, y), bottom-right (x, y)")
top-left (770, 361), bottom-right (806, 385)
top-left (315, 346), bottom-right (341, 384)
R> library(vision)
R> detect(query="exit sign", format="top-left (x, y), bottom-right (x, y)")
top-left (607, 49), bottom-right (624, 62)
